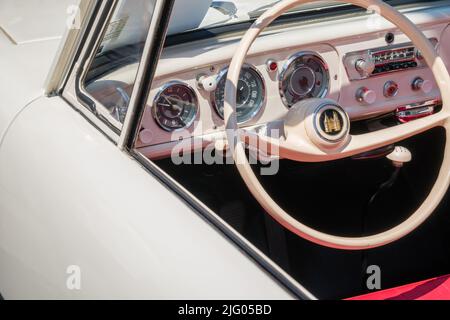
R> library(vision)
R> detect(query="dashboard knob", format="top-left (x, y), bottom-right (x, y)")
top-left (383, 81), bottom-right (399, 98)
top-left (412, 77), bottom-right (432, 94)
top-left (356, 87), bottom-right (377, 104)
top-left (197, 74), bottom-right (218, 92)
top-left (355, 58), bottom-right (375, 76)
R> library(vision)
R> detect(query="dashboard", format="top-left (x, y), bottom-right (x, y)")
top-left (132, 3), bottom-right (450, 159)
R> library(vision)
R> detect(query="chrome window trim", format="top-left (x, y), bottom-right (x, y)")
top-left (73, 0), bottom-right (124, 136)
top-left (62, 0), bottom-right (121, 141)
top-left (45, 0), bottom-right (98, 96)
top-left (60, 0), bottom-right (169, 144)
top-left (118, 0), bottom-right (172, 149)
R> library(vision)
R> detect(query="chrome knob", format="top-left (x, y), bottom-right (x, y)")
top-left (384, 81), bottom-right (399, 98)
top-left (355, 58), bottom-right (375, 76)
top-left (412, 77), bottom-right (432, 94)
top-left (356, 87), bottom-right (377, 104)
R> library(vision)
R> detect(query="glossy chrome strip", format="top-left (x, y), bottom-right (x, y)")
top-left (118, 0), bottom-right (173, 149)
top-left (45, 0), bottom-right (98, 96)
top-left (74, 0), bottom-right (123, 135)
top-left (61, 0), bottom-right (121, 142)
top-left (342, 38), bottom-right (439, 81)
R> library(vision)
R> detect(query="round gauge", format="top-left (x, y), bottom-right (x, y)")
top-left (153, 81), bottom-right (198, 131)
top-left (279, 52), bottom-right (330, 108)
top-left (212, 65), bottom-right (265, 124)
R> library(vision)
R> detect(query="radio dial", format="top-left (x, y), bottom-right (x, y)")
top-left (355, 58), bottom-right (375, 76)
top-left (412, 77), bottom-right (432, 94)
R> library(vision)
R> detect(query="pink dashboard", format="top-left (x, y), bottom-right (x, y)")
top-left (135, 7), bottom-right (450, 159)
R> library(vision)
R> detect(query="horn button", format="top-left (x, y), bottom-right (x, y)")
top-left (285, 98), bottom-right (351, 150)
top-left (314, 104), bottom-right (349, 142)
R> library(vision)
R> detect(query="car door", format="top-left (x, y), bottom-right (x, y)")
top-left (0, 0), bottom-right (295, 299)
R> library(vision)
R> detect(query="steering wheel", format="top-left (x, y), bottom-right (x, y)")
top-left (224, 0), bottom-right (450, 250)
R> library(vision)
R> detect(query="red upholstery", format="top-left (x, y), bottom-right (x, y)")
top-left (348, 275), bottom-right (450, 300)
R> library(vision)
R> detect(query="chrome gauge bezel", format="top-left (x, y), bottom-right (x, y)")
top-left (152, 81), bottom-right (199, 132)
top-left (211, 64), bottom-right (266, 124)
top-left (279, 51), bottom-right (330, 108)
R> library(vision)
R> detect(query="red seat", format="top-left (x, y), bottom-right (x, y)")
top-left (348, 275), bottom-right (450, 300)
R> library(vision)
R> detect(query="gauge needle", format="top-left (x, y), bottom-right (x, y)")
top-left (165, 96), bottom-right (184, 113)
top-left (160, 96), bottom-right (181, 111)
top-left (172, 104), bottom-right (183, 113)
top-left (178, 118), bottom-right (186, 127)
top-left (161, 95), bottom-right (173, 106)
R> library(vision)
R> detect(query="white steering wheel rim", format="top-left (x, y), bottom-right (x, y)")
top-left (224, 0), bottom-right (450, 250)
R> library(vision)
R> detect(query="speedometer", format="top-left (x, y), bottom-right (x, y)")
top-left (212, 65), bottom-right (265, 124)
top-left (153, 81), bottom-right (198, 131)
top-left (279, 52), bottom-right (330, 108)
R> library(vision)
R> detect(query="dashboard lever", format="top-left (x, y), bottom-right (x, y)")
top-left (197, 74), bottom-right (218, 92)
top-left (352, 145), bottom-right (395, 161)
top-left (387, 146), bottom-right (412, 168)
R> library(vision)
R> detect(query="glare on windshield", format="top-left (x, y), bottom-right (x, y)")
top-left (167, 0), bottom-right (341, 35)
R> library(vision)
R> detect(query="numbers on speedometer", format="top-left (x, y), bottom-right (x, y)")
top-left (279, 52), bottom-right (330, 108)
top-left (153, 81), bottom-right (199, 131)
top-left (212, 65), bottom-right (265, 124)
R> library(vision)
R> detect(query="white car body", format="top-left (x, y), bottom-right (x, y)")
top-left (1, 0), bottom-right (450, 300)
top-left (0, 0), bottom-right (297, 299)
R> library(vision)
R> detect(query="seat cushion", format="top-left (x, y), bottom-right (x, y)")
top-left (348, 275), bottom-right (450, 300)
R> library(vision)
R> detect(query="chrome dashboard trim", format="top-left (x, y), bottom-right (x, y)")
top-left (342, 38), bottom-right (439, 81)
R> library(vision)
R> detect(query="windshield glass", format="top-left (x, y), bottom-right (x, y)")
top-left (167, 0), bottom-right (423, 35)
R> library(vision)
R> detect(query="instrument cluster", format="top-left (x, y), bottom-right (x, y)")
top-left (148, 36), bottom-right (440, 142)
top-left (136, 11), bottom-right (448, 158)
top-left (151, 51), bottom-right (331, 132)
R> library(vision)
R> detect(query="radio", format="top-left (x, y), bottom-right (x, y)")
top-left (344, 38), bottom-right (438, 80)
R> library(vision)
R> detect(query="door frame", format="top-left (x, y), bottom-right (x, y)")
top-left (45, 0), bottom-right (175, 145)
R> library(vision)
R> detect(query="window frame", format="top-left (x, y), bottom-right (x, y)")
top-left (51, 0), bottom-right (172, 145)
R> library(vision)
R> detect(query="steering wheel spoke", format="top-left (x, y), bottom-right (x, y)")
top-left (277, 110), bottom-right (450, 162)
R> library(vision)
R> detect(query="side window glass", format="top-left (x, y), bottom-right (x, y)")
top-left (83, 0), bottom-right (156, 125)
